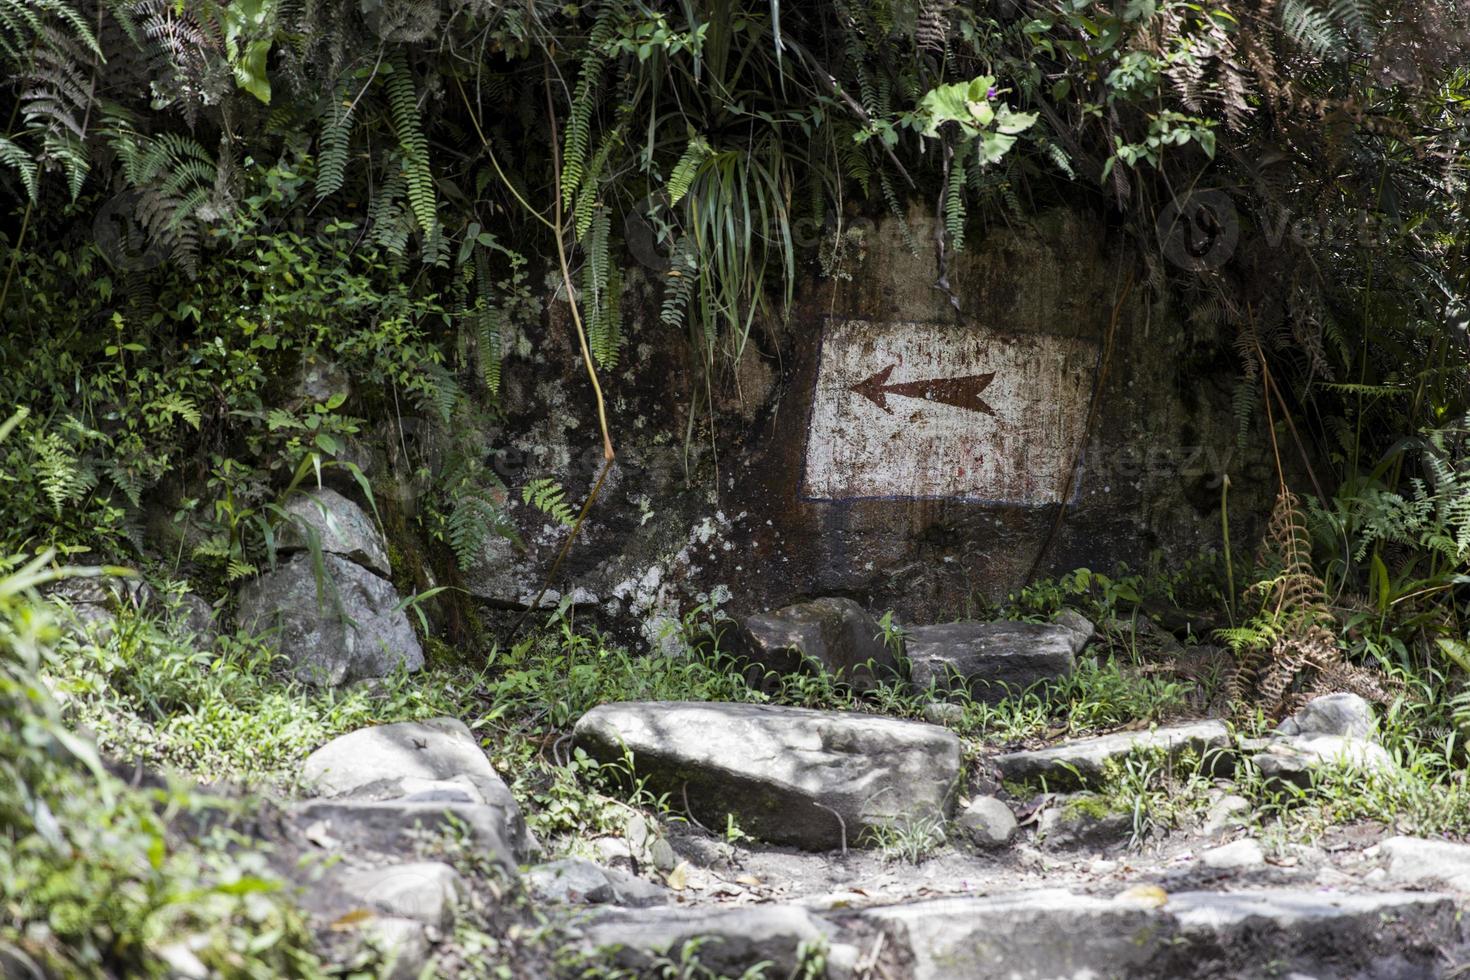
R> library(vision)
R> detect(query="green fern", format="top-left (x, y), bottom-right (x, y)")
top-left (581, 206), bottom-right (623, 370)
top-left (29, 430), bottom-right (92, 516)
top-left (447, 492), bottom-right (506, 570)
top-left (315, 83), bottom-right (354, 199)
top-left (661, 236), bottom-right (698, 328)
top-left (943, 142), bottom-right (968, 254)
top-left (522, 478), bottom-right (575, 526)
top-left (1278, 0), bottom-right (1342, 58)
top-left (474, 256), bottom-right (502, 396)
top-left (385, 50), bottom-right (436, 236)
top-left (667, 135), bottom-right (710, 206)
top-left (560, 3), bottom-right (616, 209)
top-left (0, 135), bottom-right (39, 201)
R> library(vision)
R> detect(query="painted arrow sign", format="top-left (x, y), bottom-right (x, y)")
top-left (803, 319), bottom-right (1098, 503)
top-left (849, 363), bottom-right (996, 416)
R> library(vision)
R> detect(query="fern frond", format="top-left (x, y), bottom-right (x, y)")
top-left (316, 84), bottom-right (354, 199)
top-left (522, 478), bottom-right (575, 526)
top-left (560, 2), bottom-right (616, 208)
top-left (0, 135), bottom-right (39, 201)
top-left (385, 50), bottom-right (436, 236)
top-left (943, 142), bottom-right (968, 254)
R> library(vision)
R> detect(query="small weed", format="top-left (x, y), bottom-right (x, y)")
top-left (860, 812), bottom-right (948, 864)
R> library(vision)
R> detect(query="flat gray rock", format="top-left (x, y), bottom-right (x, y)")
top-left (301, 718), bottom-right (528, 859)
top-left (288, 798), bottom-right (518, 869)
top-left (1036, 794), bottom-right (1133, 850)
top-left (1372, 836), bottom-right (1470, 891)
top-left (1276, 692), bottom-right (1377, 739)
top-left (994, 720), bottom-right (1232, 789)
top-left (573, 701), bottom-right (961, 850)
top-left (237, 552), bottom-right (423, 686)
top-left (853, 888), bottom-right (1459, 979)
top-left (353, 917), bottom-right (430, 980)
top-left (906, 621), bottom-right (1083, 703)
top-left (1252, 734), bottom-right (1394, 787)
top-left (336, 862), bottom-right (465, 929)
top-left (739, 597), bottom-right (901, 691)
top-left (577, 904), bottom-right (837, 978)
top-left (1200, 838), bottom-right (1265, 870)
top-left (527, 858), bottom-right (615, 905)
top-left (278, 487), bottom-right (391, 576)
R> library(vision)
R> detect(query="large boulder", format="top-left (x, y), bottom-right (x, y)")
top-left (1251, 734), bottom-right (1394, 787)
top-left (237, 552), bottom-right (423, 686)
top-left (738, 597), bottom-right (901, 690)
top-left (906, 620), bottom-right (1085, 703)
top-left (301, 718), bottom-right (530, 860)
top-left (277, 487), bottom-right (391, 576)
top-left (1275, 692), bottom-right (1377, 739)
top-left (572, 701), bottom-right (962, 850)
top-left (994, 720), bottom-right (1232, 790)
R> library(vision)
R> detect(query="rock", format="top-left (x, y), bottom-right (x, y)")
top-left (527, 859), bottom-right (615, 905)
top-left (647, 837), bottom-right (677, 872)
top-left (905, 621), bottom-right (1082, 703)
top-left (1054, 609), bottom-right (1096, 643)
top-left (236, 552), bottom-right (423, 686)
top-left (1202, 793), bottom-right (1251, 835)
top-left (301, 718), bottom-right (528, 859)
top-left (154, 941), bottom-right (209, 979)
top-left (171, 593), bottom-right (218, 648)
top-left (277, 487), bottom-right (391, 577)
top-left (1372, 836), bottom-right (1470, 891)
top-left (573, 701), bottom-right (961, 850)
top-left (41, 574), bottom-right (155, 640)
top-left (1165, 889), bottom-right (1460, 977)
top-left (1251, 734), bottom-right (1394, 787)
top-left (854, 890), bottom-right (1164, 980)
top-left (288, 799), bottom-right (518, 870)
top-left (601, 866), bottom-right (672, 907)
top-left (355, 917), bottom-right (430, 980)
top-left (577, 905), bottom-right (833, 978)
top-left (337, 862), bottom-right (465, 929)
top-left (956, 796), bottom-right (1017, 848)
top-left (738, 597), bottom-right (901, 691)
top-left (920, 701), bottom-right (965, 726)
top-left (1201, 838), bottom-right (1265, 870)
top-left (994, 720), bottom-right (1232, 790)
top-left (1275, 692), bottom-right (1377, 739)
top-left (852, 887), bottom-right (1460, 980)
top-left (1036, 794), bottom-right (1132, 850)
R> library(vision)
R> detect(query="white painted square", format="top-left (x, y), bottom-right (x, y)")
top-left (801, 320), bottom-right (1097, 504)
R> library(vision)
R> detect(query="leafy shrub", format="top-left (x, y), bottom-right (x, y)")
top-left (0, 557), bottom-right (322, 977)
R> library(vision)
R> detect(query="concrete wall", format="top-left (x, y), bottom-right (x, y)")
top-left (467, 206), bottom-right (1275, 638)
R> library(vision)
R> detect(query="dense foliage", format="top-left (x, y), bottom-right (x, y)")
top-left (1, 2), bottom-right (1469, 973)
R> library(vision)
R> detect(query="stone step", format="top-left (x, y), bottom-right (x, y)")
top-left (993, 720), bottom-right (1232, 789)
top-left (851, 887), bottom-right (1462, 979)
top-left (301, 717), bottom-right (531, 861)
top-left (572, 701), bottom-right (961, 850)
top-left (906, 619), bottom-right (1088, 704)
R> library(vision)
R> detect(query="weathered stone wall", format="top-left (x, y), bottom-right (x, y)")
top-left (466, 206), bottom-right (1275, 640)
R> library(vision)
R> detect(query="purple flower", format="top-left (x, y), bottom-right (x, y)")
top-left (987, 87), bottom-right (997, 99)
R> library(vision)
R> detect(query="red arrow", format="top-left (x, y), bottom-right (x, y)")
top-left (849, 363), bottom-right (996, 416)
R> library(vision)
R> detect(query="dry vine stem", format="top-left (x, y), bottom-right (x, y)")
top-left (509, 76), bottom-right (619, 636)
